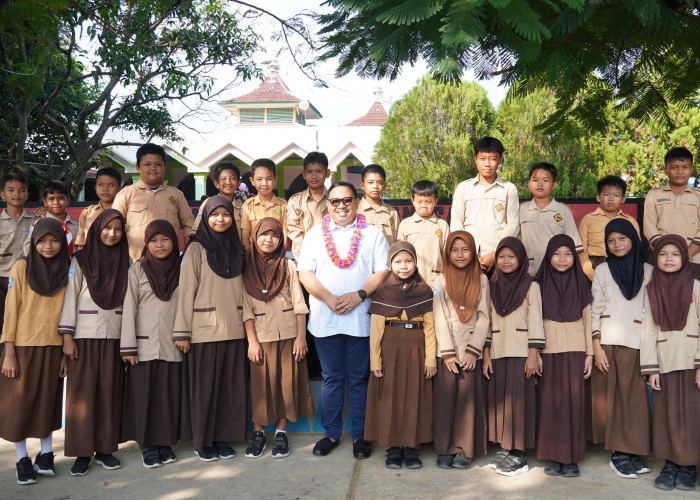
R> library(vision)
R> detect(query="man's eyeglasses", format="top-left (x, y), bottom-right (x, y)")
top-left (328, 197), bottom-right (354, 207)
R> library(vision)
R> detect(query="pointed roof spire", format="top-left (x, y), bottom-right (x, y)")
top-left (345, 88), bottom-right (389, 126)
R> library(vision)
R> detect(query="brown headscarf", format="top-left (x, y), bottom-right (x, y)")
top-left (490, 237), bottom-right (533, 317)
top-left (647, 234), bottom-right (695, 332)
top-left (243, 217), bottom-right (287, 302)
top-left (534, 234), bottom-right (592, 322)
top-left (442, 231), bottom-right (481, 323)
top-left (368, 241), bottom-right (433, 318)
top-left (186, 195), bottom-right (243, 278)
top-left (139, 220), bottom-right (180, 302)
top-left (26, 218), bottom-right (70, 296)
top-left (73, 209), bottom-right (130, 310)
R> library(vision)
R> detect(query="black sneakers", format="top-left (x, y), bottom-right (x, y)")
top-left (495, 451), bottom-right (529, 477)
top-left (245, 431), bottom-right (267, 459)
top-left (213, 441), bottom-right (236, 459)
top-left (194, 447), bottom-right (219, 462)
top-left (544, 460), bottom-right (562, 476)
top-left (451, 451), bottom-right (471, 469)
top-left (561, 463), bottom-right (579, 477)
top-left (490, 449), bottom-right (509, 470)
top-left (609, 452), bottom-right (637, 479)
top-left (94, 452), bottom-right (121, 470)
top-left (655, 460), bottom-right (679, 490)
top-left (436, 454), bottom-right (453, 469)
top-left (272, 433), bottom-right (289, 458)
top-left (385, 447), bottom-right (402, 469)
top-left (158, 446), bottom-right (177, 465)
top-left (16, 456), bottom-right (37, 485)
top-left (70, 456), bottom-right (91, 476)
top-left (402, 447), bottom-right (422, 469)
top-left (33, 452), bottom-right (55, 477)
top-left (675, 465), bottom-right (697, 491)
top-left (142, 447), bottom-right (162, 468)
top-left (628, 454), bottom-right (650, 474)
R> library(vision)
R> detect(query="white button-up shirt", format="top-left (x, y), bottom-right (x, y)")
top-left (297, 217), bottom-right (389, 338)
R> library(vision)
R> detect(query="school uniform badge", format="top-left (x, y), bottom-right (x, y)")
top-left (169, 196), bottom-right (176, 205)
top-left (433, 284), bottom-right (440, 296)
top-left (435, 229), bottom-right (443, 238)
top-left (274, 206), bottom-right (282, 216)
top-left (68, 267), bottom-right (76, 278)
top-left (7, 277), bottom-right (14, 288)
top-left (692, 293), bottom-right (696, 304)
top-left (553, 213), bottom-right (563, 222)
top-left (495, 203), bottom-right (504, 212)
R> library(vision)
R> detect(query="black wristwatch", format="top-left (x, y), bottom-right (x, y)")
top-left (357, 289), bottom-right (367, 301)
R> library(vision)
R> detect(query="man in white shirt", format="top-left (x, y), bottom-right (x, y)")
top-left (298, 181), bottom-right (389, 459)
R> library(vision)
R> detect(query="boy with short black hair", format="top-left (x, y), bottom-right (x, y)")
top-left (112, 143), bottom-right (194, 261)
top-left (75, 167), bottom-right (122, 250)
top-left (579, 175), bottom-right (639, 274)
top-left (397, 180), bottom-right (450, 288)
top-left (240, 158), bottom-right (287, 247)
top-left (643, 147), bottom-right (700, 278)
top-left (0, 173), bottom-right (35, 332)
top-left (287, 152), bottom-right (331, 260)
top-left (24, 180), bottom-right (78, 256)
top-left (192, 162), bottom-right (244, 239)
top-left (450, 137), bottom-right (519, 275)
top-left (519, 162), bottom-right (585, 275)
top-left (358, 164), bottom-right (399, 245)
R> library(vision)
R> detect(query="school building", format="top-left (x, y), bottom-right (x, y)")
top-left (95, 63), bottom-right (388, 201)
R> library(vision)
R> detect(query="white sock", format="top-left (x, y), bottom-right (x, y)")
top-left (275, 429), bottom-right (286, 435)
top-left (40, 434), bottom-right (52, 454)
top-left (14, 440), bottom-right (27, 461)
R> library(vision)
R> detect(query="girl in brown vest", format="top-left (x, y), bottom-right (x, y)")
top-left (364, 241), bottom-right (435, 469)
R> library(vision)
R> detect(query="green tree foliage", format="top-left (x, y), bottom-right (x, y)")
top-left (0, 0), bottom-right (260, 196)
top-left (374, 77), bottom-right (495, 198)
top-left (318, 0), bottom-right (700, 133)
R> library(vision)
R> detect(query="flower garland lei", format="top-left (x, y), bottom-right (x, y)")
top-left (321, 214), bottom-right (365, 268)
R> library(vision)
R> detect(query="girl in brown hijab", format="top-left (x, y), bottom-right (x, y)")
top-left (58, 209), bottom-right (130, 476)
top-left (0, 218), bottom-right (69, 485)
top-left (364, 241), bottom-right (435, 469)
top-left (641, 234), bottom-right (700, 491)
top-left (120, 220), bottom-right (182, 468)
top-left (241, 218), bottom-right (314, 459)
top-left (483, 237), bottom-right (543, 477)
top-left (432, 231), bottom-right (490, 469)
top-left (534, 234), bottom-right (593, 479)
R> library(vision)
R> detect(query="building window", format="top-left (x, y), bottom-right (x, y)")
top-left (240, 109), bottom-right (265, 123)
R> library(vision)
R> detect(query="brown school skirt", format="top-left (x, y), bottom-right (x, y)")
top-left (652, 370), bottom-right (700, 465)
top-left (0, 346), bottom-right (63, 442)
top-left (537, 352), bottom-right (587, 464)
top-left (121, 359), bottom-right (182, 448)
top-left (180, 339), bottom-right (247, 452)
top-left (364, 326), bottom-right (433, 448)
top-left (64, 339), bottom-right (123, 457)
top-left (433, 359), bottom-right (487, 457)
top-left (591, 345), bottom-right (651, 455)
top-left (250, 338), bottom-right (315, 426)
top-left (487, 357), bottom-right (536, 452)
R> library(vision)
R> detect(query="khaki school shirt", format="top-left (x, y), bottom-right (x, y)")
top-left (640, 280), bottom-right (700, 375)
top-left (519, 199), bottom-right (584, 275)
top-left (542, 304), bottom-right (593, 355)
top-left (112, 180), bottom-right (194, 261)
top-left (1, 259), bottom-right (64, 346)
top-left (192, 196), bottom-right (243, 240)
top-left (286, 188), bottom-right (328, 260)
top-left (450, 175), bottom-right (520, 255)
top-left (433, 273), bottom-right (490, 360)
top-left (57, 258), bottom-right (123, 340)
top-left (486, 282), bottom-right (545, 359)
top-left (579, 208), bottom-right (639, 257)
top-left (240, 194), bottom-right (287, 244)
top-left (120, 261), bottom-right (181, 362)
top-left (23, 213), bottom-right (79, 256)
top-left (644, 185), bottom-right (700, 263)
top-left (397, 213), bottom-right (450, 288)
top-left (358, 198), bottom-right (399, 245)
top-left (591, 262), bottom-right (652, 349)
top-left (0, 209), bottom-right (35, 277)
top-left (75, 202), bottom-right (108, 247)
top-left (242, 260), bottom-right (308, 342)
top-left (369, 310), bottom-right (436, 371)
top-left (173, 241), bottom-right (244, 343)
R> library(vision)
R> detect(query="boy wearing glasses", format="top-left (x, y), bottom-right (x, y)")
top-left (397, 180), bottom-right (450, 288)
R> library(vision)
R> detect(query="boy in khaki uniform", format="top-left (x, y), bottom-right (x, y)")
top-left (357, 164), bottom-right (399, 244)
top-left (397, 180), bottom-right (449, 289)
top-left (112, 143), bottom-right (194, 261)
top-left (192, 162), bottom-right (243, 239)
top-left (579, 175), bottom-right (639, 275)
top-left (240, 158), bottom-right (287, 248)
top-left (75, 167), bottom-right (122, 250)
top-left (643, 147), bottom-right (700, 278)
top-left (287, 152), bottom-right (330, 260)
top-left (24, 180), bottom-right (79, 255)
top-left (519, 163), bottom-right (586, 276)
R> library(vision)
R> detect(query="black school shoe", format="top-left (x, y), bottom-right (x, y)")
top-left (436, 454), bottom-right (454, 469)
top-left (142, 447), bottom-right (162, 469)
top-left (194, 447), bottom-right (219, 462)
top-left (272, 433), bottom-right (290, 458)
top-left (675, 465), bottom-right (697, 491)
top-left (245, 431), bottom-right (266, 459)
top-left (353, 439), bottom-right (371, 459)
top-left (490, 449), bottom-right (509, 470)
top-left (16, 456), bottom-right (37, 485)
top-left (313, 437), bottom-right (339, 456)
top-left (451, 452), bottom-right (471, 469)
top-left (496, 451), bottom-right (529, 477)
top-left (70, 456), bottom-right (91, 476)
top-left (628, 454), bottom-right (650, 474)
top-left (655, 460), bottom-right (679, 491)
top-left (33, 452), bottom-right (56, 477)
top-left (214, 441), bottom-right (236, 459)
top-left (609, 452), bottom-right (637, 479)
top-left (385, 447), bottom-right (402, 469)
top-left (402, 447), bottom-right (422, 469)
top-left (158, 446), bottom-right (177, 464)
top-left (544, 460), bottom-right (562, 476)
top-left (561, 463), bottom-right (579, 477)
top-left (94, 452), bottom-right (121, 470)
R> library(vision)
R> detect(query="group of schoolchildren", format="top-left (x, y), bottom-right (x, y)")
top-left (0, 137), bottom-right (698, 493)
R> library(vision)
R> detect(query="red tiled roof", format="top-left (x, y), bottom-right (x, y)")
top-left (229, 74), bottom-right (300, 103)
top-left (345, 100), bottom-right (389, 126)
